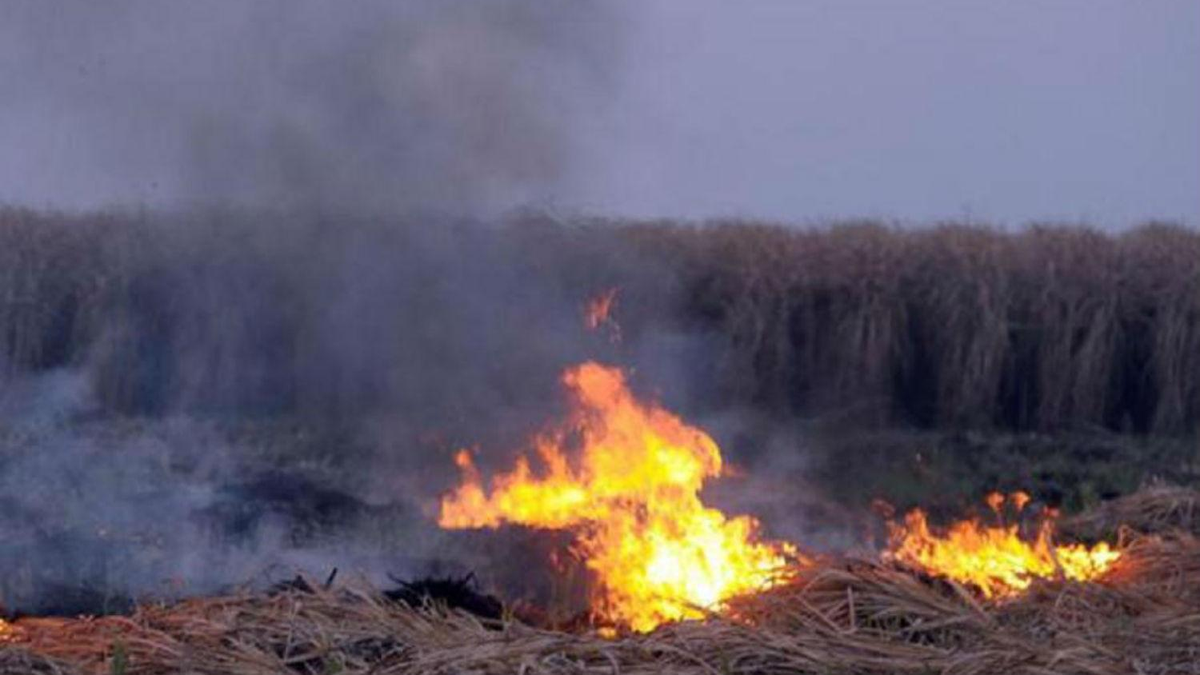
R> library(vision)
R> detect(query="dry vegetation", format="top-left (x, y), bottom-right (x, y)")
top-left (4, 209), bottom-right (1200, 672)
top-left (630, 220), bottom-right (1200, 435)
top-left (3, 487), bottom-right (1199, 675)
top-left (4, 208), bottom-right (1198, 435)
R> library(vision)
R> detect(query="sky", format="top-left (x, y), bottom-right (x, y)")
top-left (1, 0), bottom-right (1197, 227)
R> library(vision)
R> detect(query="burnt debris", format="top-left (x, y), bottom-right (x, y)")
top-left (385, 573), bottom-right (503, 621)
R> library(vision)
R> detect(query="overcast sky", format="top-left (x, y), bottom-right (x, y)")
top-left (2, 1), bottom-right (1197, 226)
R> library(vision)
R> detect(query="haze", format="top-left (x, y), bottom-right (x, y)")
top-left (1, 0), bottom-right (1197, 226)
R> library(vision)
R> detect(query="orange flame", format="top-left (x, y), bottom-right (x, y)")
top-left (583, 288), bottom-right (621, 343)
top-left (886, 493), bottom-right (1120, 598)
top-left (439, 361), bottom-right (797, 632)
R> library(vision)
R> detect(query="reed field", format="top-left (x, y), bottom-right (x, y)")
top-left (2, 208), bottom-right (1198, 435)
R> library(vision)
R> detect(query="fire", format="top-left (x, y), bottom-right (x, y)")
top-left (886, 492), bottom-right (1120, 598)
top-left (0, 618), bottom-right (12, 641)
top-left (439, 361), bottom-right (797, 632)
top-left (583, 288), bottom-right (620, 342)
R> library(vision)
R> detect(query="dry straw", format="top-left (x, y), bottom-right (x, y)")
top-left (5, 487), bottom-right (1200, 675)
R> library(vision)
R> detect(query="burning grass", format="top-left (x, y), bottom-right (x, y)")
top-left (4, 210), bottom-right (1200, 672)
top-left (439, 361), bottom-right (798, 632)
top-left (885, 492), bottom-right (1120, 598)
top-left (436, 357), bottom-right (1131, 633)
top-left (3, 488), bottom-right (1199, 675)
top-left (0, 539), bottom-right (1195, 674)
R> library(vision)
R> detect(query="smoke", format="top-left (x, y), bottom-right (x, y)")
top-left (0, 0), bottom-right (621, 214)
top-left (0, 0), bottom-right (663, 615)
top-left (0, 211), bottom-right (753, 614)
top-left (0, 2), bottom-right (834, 616)
top-left (7, 0), bottom-right (1189, 619)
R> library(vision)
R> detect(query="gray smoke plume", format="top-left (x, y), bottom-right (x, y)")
top-left (0, 1), bottom-right (833, 617)
top-left (0, 0), bottom-right (663, 615)
top-left (0, 211), bottom-right (756, 615)
top-left (0, 0), bottom-right (621, 214)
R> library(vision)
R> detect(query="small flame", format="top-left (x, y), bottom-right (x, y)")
top-left (1009, 490), bottom-right (1031, 513)
top-left (583, 288), bottom-right (621, 343)
top-left (439, 361), bottom-right (797, 632)
top-left (886, 493), bottom-right (1120, 598)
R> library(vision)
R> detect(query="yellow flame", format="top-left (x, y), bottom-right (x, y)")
top-left (886, 493), bottom-right (1120, 598)
top-left (439, 361), bottom-right (796, 632)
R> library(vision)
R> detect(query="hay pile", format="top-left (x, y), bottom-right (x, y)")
top-left (727, 532), bottom-right (1200, 675)
top-left (4, 489), bottom-right (1199, 675)
top-left (1061, 483), bottom-right (1200, 540)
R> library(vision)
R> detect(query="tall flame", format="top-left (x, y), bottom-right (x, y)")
top-left (439, 361), bottom-right (796, 632)
top-left (886, 492), bottom-right (1120, 598)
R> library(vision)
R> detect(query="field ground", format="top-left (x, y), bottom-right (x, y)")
top-left (3, 485), bottom-right (1199, 675)
top-left (2, 415), bottom-right (1196, 619)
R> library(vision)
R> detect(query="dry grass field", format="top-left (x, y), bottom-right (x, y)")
top-left (3, 208), bottom-right (1198, 434)
top-left (3, 486), bottom-right (1198, 675)
top-left (2, 209), bottom-right (1199, 674)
